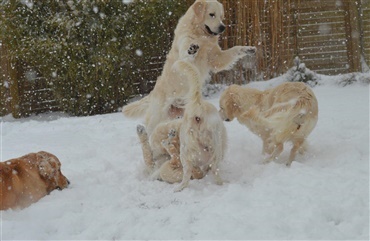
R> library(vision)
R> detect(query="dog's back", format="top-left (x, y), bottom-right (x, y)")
top-left (263, 82), bottom-right (318, 143)
top-left (0, 152), bottom-right (69, 210)
top-left (1, 155), bottom-right (46, 210)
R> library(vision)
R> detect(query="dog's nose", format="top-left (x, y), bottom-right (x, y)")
top-left (225, 118), bottom-right (230, 122)
top-left (218, 25), bottom-right (226, 33)
top-left (67, 179), bottom-right (71, 185)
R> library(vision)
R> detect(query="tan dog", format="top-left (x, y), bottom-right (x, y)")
top-left (137, 48), bottom-right (227, 191)
top-left (219, 82), bottom-right (318, 166)
top-left (123, 0), bottom-right (256, 136)
top-left (0, 151), bottom-right (70, 210)
top-left (137, 122), bottom-right (206, 184)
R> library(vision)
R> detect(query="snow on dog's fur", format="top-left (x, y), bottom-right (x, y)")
top-left (219, 82), bottom-right (318, 166)
top-left (136, 46), bottom-right (227, 191)
top-left (0, 152), bottom-right (69, 210)
top-left (123, 0), bottom-right (256, 136)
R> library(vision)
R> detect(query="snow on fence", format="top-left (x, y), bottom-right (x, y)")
top-left (0, 0), bottom-right (369, 117)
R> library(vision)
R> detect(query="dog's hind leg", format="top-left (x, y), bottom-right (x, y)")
top-left (262, 137), bottom-right (274, 155)
top-left (136, 124), bottom-right (154, 170)
top-left (210, 164), bottom-right (224, 185)
top-left (174, 157), bottom-right (193, 192)
top-left (159, 130), bottom-right (183, 184)
top-left (298, 140), bottom-right (308, 155)
top-left (162, 129), bottom-right (181, 165)
top-left (287, 138), bottom-right (304, 167)
top-left (263, 142), bottom-right (284, 164)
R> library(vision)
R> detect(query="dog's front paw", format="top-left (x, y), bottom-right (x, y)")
top-left (136, 124), bottom-right (147, 136)
top-left (188, 44), bottom-right (200, 55)
top-left (242, 46), bottom-right (257, 55)
top-left (168, 129), bottom-right (177, 138)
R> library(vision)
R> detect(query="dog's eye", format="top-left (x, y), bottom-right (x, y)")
top-left (195, 116), bottom-right (201, 123)
top-left (209, 13), bottom-right (215, 18)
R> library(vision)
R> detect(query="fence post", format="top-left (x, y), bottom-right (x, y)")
top-left (344, 0), bottom-right (362, 72)
top-left (1, 43), bottom-right (20, 118)
top-left (362, 0), bottom-right (370, 68)
top-left (0, 43), bottom-right (9, 116)
top-left (9, 63), bottom-right (21, 118)
top-left (2, 43), bottom-right (22, 119)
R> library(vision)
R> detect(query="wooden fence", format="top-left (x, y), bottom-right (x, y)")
top-left (215, 0), bottom-right (370, 84)
top-left (0, 45), bottom-right (60, 117)
top-left (1, 0), bottom-right (369, 117)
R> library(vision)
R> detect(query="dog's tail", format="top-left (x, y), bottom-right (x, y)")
top-left (122, 95), bottom-right (150, 118)
top-left (172, 59), bottom-right (202, 103)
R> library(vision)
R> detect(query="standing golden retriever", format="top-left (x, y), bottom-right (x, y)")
top-left (0, 151), bottom-right (70, 210)
top-left (219, 82), bottom-right (318, 166)
top-left (123, 0), bottom-right (256, 136)
top-left (137, 47), bottom-right (227, 191)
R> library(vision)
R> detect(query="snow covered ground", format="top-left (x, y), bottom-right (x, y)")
top-left (1, 77), bottom-right (369, 240)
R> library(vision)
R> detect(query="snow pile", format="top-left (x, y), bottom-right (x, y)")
top-left (1, 77), bottom-right (369, 240)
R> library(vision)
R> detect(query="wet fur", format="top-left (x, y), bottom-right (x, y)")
top-left (0, 151), bottom-right (69, 210)
top-left (219, 82), bottom-right (318, 166)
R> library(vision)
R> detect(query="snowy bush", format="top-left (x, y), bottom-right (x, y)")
top-left (0, 0), bottom-right (188, 116)
top-left (287, 57), bottom-right (318, 86)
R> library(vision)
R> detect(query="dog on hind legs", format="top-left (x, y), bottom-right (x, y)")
top-left (219, 82), bottom-right (318, 166)
top-left (136, 44), bottom-right (227, 191)
top-left (123, 0), bottom-right (256, 136)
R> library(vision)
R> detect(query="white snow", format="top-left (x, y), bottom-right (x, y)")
top-left (1, 77), bottom-right (369, 240)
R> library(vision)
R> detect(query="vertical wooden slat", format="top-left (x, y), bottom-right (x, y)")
top-left (0, 43), bottom-right (21, 118)
top-left (0, 44), bottom-right (10, 116)
top-left (344, 0), bottom-right (362, 72)
top-left (9, 60), bottom-right (21, 118)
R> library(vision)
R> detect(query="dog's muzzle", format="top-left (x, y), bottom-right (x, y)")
top-left (218, 24), bottom-right (226, 34)
top-left (205, 24), bottom-right (226, 36)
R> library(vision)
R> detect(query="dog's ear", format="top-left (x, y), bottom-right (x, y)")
top-left (227, 92), bottom-right (237, 109)
top-left (37, 153), bottom-right (54, 179)
top-left (193, 0), bottom-right (207, 22)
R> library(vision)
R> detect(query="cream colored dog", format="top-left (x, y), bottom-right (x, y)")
top-left (123, 0), bottom-right (256, 136)
top-left (137, 47), bottom-right (227, 191)
top-left (219, 82), bottom-right (318, 166)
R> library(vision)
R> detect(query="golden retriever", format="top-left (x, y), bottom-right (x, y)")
top-left (137, 122), bottom-right (206, 184)
top-left (0, 151), bottom-right (70, 210)
top-left (137, 48), bottom-right (227, 191)
top-left (123, 0), bottom-right (256, 136)
top-left (219, 82), bottom-right (318, 166)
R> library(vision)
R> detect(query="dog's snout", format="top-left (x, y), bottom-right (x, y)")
top-left (218, 25), bottom-right (226, 34)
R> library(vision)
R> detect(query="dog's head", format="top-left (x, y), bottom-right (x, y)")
top-left (192, 0), bottom-right (225, 36)
top-left (37, 152), bottom-right (70, 193)
top-left (219, 85), bottom-right (243, 122)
